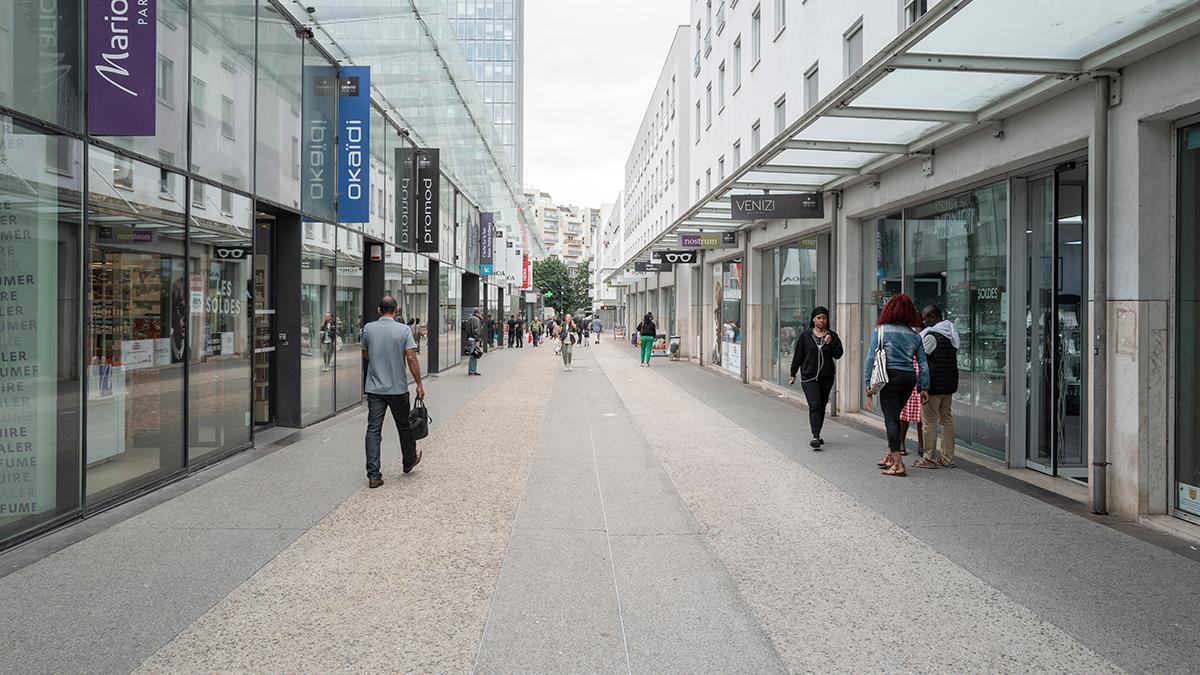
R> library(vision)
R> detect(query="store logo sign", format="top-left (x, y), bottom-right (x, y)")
top-left (87, 0), bottom-right (156, 136)
top-left (651, 250), bottom-right (696, 265)
top-left (680, 232), bottom-right (737, 249)
top-left (303, 66), bottom-right (337, 211)
top-left (730, 192), bottom-right (824, 221)
top-left (337, 66), bottom-right (370, 223)
top-left (415, 149), bottom-right (440, 253)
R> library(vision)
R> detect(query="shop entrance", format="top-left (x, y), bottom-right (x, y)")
top-left (252, 213), bottom-right (276, 429)
top-left (1023, 163), bottom-right (1088, 478)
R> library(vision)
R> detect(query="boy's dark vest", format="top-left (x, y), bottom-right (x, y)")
top-left (927, 332), bottom-right (959, 396)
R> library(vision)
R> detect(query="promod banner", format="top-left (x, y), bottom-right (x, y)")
top-left (480, 212), bottom-right (495, 275)
top-left (395, 146), bottom-right (415, 250)
top-left (415, 149), bottom-right (440, 253)
top-left (88, 0), bottom-right (157, 135)
top-left (337, 66), bottom-right (370, 223)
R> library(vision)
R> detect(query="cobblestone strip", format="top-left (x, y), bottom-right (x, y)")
top-left (135, 351), bottom-right (554, 674)
top-left (590, 344), bottom-right (1119, 674)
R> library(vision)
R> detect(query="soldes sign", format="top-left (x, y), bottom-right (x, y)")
top-left (730, 192), bottom-right (824, 221)
top-left (88, 0), bottom-right (156, 136)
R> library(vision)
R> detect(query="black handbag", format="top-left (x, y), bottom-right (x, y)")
top-left (409, 399), bottom-right (430, 440)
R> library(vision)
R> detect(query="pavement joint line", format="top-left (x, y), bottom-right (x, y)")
top-left (470, 348), bottom-right (544, 675)
top-left (580, 355), bottom-right (634, 675)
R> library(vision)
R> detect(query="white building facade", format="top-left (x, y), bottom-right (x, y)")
top-left (612, 0), bottom-right (1200, 538)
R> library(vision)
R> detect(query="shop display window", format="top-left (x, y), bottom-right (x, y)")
top-left (861, 182), bottom-right (1008, 459)
top-left (336, 242), bottom-right (364, 411)
top-left (86, 148), bottom-right (188, 501)
top-left (187, 187), bottom-right (253, 462)
top-left (713, 258), bottom-right (744, 377)
top-left (762, 239), bottom-right (819, 387)
top-left (0, 117), bottom-right (83, 541)
top-left (1176, 121), bottom-right (1200, 519)
top-left (300, 239), bottom-right (336, 425)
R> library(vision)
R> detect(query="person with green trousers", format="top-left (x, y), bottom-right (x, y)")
top-left (637, 312), bottom-right (657, 367)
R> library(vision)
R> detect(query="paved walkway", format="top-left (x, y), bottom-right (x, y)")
top-left (2, 340), bottom-right (1199, 673)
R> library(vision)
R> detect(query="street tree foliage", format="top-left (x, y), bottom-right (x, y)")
top-left (532, 257), bottom-right (592, 316)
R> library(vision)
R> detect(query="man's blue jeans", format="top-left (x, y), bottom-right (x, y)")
top-left (365, 392), bottom-right (417, 480)
top-left (468, 338), bottom-right (479, 374)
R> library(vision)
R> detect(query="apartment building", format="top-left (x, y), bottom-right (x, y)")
top-left (525, 188), bottom-right (599, 267)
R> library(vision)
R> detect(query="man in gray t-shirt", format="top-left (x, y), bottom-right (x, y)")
top-left (360, 295), bottom-right (426, 488)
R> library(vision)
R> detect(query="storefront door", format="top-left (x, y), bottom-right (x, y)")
top-left (253, 214), bottom-right (275, 428)
top-left (1023, 165), bottom-right (1088, 478)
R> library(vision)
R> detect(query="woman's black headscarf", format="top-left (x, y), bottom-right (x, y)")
top-left (809, 306), bottom-right (830, 328)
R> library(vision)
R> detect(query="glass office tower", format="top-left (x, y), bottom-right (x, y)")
top-left (445, 0), bottom-right (524, 182)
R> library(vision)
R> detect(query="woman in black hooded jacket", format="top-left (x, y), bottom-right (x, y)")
top-left (788, 306), bottom-right (844, 449)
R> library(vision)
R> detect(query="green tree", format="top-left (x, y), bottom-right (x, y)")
top-left (532, 257), bottom-right (592, 316)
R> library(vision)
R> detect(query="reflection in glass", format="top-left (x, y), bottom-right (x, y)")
top-left (336, 244), bottom-right (363, 410)
top-left (714, 259), bottom-right (743, 377)
top-left (86, 148), bottom-right (187, 500)
top-left (302, 43), bottom-right (338, 222)
top-left (0, 117), bottom-right (83, 541)
top-left (0, 0), bottom-right (82, 130)
top-left (256, 2), bottom-right (303, 209)
top-left (188, 188), bottom-right (253, 461)
top-left (765, 240), bottom-right (819, 386)
top-left (300, 239), bottom-right (336, 424)
top-left (191, 0), bottom-right (256, 190)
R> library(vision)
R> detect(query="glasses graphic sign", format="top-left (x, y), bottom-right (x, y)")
top-left (651, 250), bottom-right (697, 265)
top-left (730, 192), bottom-right (824, 221)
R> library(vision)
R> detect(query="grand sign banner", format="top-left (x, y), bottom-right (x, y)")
top-left (415, 149), bottom-right (440, 253)
top-left (730, 192), bottom-right (824, 221)
top-left (337, 66), bottom-right (370, 223)
top-left (87, 0), bottom-right (157, 135)
top-left (480, 212), bottom-right (495, 275)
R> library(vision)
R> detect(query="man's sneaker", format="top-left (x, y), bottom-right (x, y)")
top-left (368, 479), bottom-right (384, 489)
top-left (810, 438), bottom-right (821, 449)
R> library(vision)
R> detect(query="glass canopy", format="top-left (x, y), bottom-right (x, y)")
top-left (607, 0), bottom-right (1200, 280)
top-left (280, 0), bottom-right (540, 256)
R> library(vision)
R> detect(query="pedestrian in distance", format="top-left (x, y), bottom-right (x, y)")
top-left (466, 307), bottom-right (484, 376)
top-left (485, 315), bottom-right (496, 351)
top-left (516, 318), bottom-right (525, 348)
top-left (637, 312), bottom-right (657, 367)
top-left (864, 293), bottom-right (929, 477)
top-left (506, 315), bottom-right (517, 348)
top-left (788, 306), bottom-right (844, 449)
top-left (591, 316), bottom-right (602, 344)
top-left (320, 313), bottom-right (337, 371)
top-left (916, 304), bottom-right (961, 469)
top-left (531, 318), bottom-right (543, 347)
top-left (582, 317), bottom-right (591, 345)
top-left (561, 314), bottom-right (578, 371)
top-left (361, 295), bottom-right (426, 489)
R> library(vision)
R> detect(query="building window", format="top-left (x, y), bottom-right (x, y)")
top-left (191, 167), bottom-right (205, 208)
top-left (670, 75), bottom-right (677, 116)
top-left (718, 155), bottom-right (726, 180)
top-left (706, 168), bottom-right (712, 193)
top-left (705, 83), bottom-right (713, 129)
top-left (113, 154), bottom-right (134, 190)
top-left (751, 6), bottom-right (762, 67)
top-left (696, 179), bottom-right (702, 200)
top-left (220, 96), bottom-right (235, 139)
top-left (733, 36), bottom-right (743, 91)
top-left (904, 0), bottom-right (929, 27)
top-left (751, 120), bottom-right (761, 153)
top-left (192, 78), bottom-right (206, 126)
top-left (775, 95), bottom-right (786, 134)
top-left (159, 152), bottom-right (175, 195)
top-left (156, 56), bottom-right (173, 105)
top-left (733, 140), bottom-right (742, 166)
top-left (804, 63), bottom-right (819, 111)
top-left (695, 101), bottom-right (702, 144)
top-left (45, 136), bottom-right (72, 176)
top-left (845, 19), bottom-right (864, 76)
top-left (718, 61), bottom-right (726, 111)
top-left (774, 0), bottom-right (786, 36)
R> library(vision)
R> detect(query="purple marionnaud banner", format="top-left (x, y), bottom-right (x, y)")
top-left (88, 0), bottom-right (157, 136)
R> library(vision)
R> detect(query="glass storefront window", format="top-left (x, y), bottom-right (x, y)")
top-left (0, 116), bottom-right (83, 541)
top-left (336, 241), bottom-right (363, 410)
top-left (301, 40), bottom-right (337, 222)
top-left (108, 0), bottom-right (189, 169)
top-left (713, 258), bottom-right (743, 377)
top-left (763, 239), bottom-right (819, 386)
top-left (255, 1), bottom-right (303, 210)
top-left (85, 147), bottom-right (187, 501)
top-left (1177, 121), bottom-right (1200, 519)
top-left (191, 0), bottom-right (256, 191)
top-left (300, 239), bottom-right (336, 425)
top-left (0, 1), bottom-right (82, 130)
top-left (439, 266), bottom-right (461, 371)
top-left (861, 182), bottom-right (1008, 458)
top-left (188, 188), bottom-right (253, 462)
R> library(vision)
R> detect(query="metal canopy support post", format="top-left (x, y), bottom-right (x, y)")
top-left (753, 165), bottom-right (861, 176)
top-left (1091, 75), bottom-right (1110, 516)
top-left (825, 106), bottom-right (978, 124)
top-left (889, 53), bottom-right (1082, 75)
top-left (784, 140), bottom-right (909, 154)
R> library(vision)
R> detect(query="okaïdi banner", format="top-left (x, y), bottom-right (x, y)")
top-left (337, 66), bottom-right (370, 223)
top-left (88, 0), bottom-right (157, 135)
top-left (415, 149), bottom-right (440, 253)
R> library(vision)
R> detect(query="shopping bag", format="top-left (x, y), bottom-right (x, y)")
top-left (409, 399), bottom-right (431, 440)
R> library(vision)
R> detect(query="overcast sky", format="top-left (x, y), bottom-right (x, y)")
top-left (523, 1), bottom-right (689, 208)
